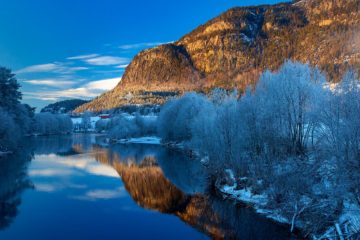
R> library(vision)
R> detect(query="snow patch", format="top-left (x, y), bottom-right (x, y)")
top-left (219, 169), bottom-right (268, 206)
top-left (115, 136), bottom-right (161, 145)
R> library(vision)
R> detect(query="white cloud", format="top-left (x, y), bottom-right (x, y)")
top-left (68, 67), bottom-right (89, 71)
top-left (16, 63), bottom-right (88, 74)
top-left (84, 56), bottom-right (130, 66)
top-left (16, 63), bottom-right (61, 74)
top-left (24, 79), bottom-right (75, 87)
top-left (118, 41), bottom-right (168, 50)
top-left (29, 169), bottom-right (74, 177)
top-left (71, 187), bottom-right (126, 201)
top-left (85, 77), bottom-right (120, 91)
top-left (115, 64), bottom-right (129, 69)
top-left (23, 77), bottom-right (121, 101)
top-left (67, 54), bottom-right (99, 60)
top-left (86, 188), bottom-right (125, 199)
top-left (35, 183), bottom-right (61, 192)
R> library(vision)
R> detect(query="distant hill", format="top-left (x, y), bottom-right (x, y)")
top-left (41, 99), bottom-right (89, 114)
top-left (76, 0), bottom-right (360, 112)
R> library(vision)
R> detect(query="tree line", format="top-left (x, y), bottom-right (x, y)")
top-left (0, 67), bottom-right (73, 152)
top-left (96, 114), bottom-right (157, 139)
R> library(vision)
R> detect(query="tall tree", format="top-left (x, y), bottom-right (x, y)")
top-left (0, 67), bottom-right (22, 111)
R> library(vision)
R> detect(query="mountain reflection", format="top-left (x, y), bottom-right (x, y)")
top-left (0, 148), bottom-right (33, 230)
top-left (0, 135), bottom-right (294, 239)
top-left (94, 146), bottom-right (293, 240)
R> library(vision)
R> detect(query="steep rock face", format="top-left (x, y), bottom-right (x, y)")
top-left (76, 0), bottom-right (360, 112)
top-left (121, 44), bottom-right (201, 89)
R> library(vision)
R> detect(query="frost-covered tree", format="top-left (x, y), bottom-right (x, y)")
top-left (95, 119), bottom-right (109, 132)
top-left (57, 114), bottom-right (73, 133)
top-left (134, 113), bottom-right (157, 136)
top-left (0, 67), bottom-right (34, 151)
top-left (108, 116), bottom-right (140, 139)
top-left (0, 67), bottom-right (21, 111)
top-left (319, 70), bottom-right (360, 202)
top-left (81, 112), bottom-right (92, 131)
top-left (0, 108), bottom-right (20, 151)
top-left (191, 95), bottom-right (245, 170)
top-left (33, 113), bottom-right (72, 135)
top-left (158, 92), bottom-right (210, 143)
top-left (252, 61), bottom-right (326, 155)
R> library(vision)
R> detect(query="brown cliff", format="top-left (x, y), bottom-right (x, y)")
top-left (76, 0), bottom-right (360, 112)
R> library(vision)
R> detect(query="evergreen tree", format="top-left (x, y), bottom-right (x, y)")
top-left (0, 67), bottom-right (22, 111)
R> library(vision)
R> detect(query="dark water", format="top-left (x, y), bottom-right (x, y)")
top-left (0, 134), bottom-right (295, 240)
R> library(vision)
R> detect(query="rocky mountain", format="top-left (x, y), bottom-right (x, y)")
top-left (76, 0), bottom-right (360, 112)
top-left (41, 99), bottom-right (89, 114)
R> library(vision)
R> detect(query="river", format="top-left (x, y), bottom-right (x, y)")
top-left (0, 134), bottom-right (295, 240)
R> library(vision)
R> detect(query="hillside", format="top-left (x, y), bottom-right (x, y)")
top-left (76, 0), bottom-right (360, 112)
top-left (41, 99), bottom-right (89, 114)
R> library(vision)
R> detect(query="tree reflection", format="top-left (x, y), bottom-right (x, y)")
top-left (95, 147), bottom-right (294, 239)
top-left (32, 135), bottom-right (73, 155)
top-left (0, 148), bottom-right (33, 230)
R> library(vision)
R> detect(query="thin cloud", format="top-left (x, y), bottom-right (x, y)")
top-left (16, 63), bottom-right (88, 74)
top-left (67, 54), bottom-right (99, 60)
top-left (23, 77), bottom-right (121, 100)
top-left (118, 41), bottom-right (170, 50)
top-left (24, 79), bottom-right (75, 87)
top-left (68, 66), bottom-right (89, 71)
top-left (29, 169), bottom-right (74, 177)
top-left (115, 64), bottom-right (129, 69)
top-left (84, 56), bottom-right (130, 66)
top-left (16, 63), bottom-right (61, 74)
top-left (85, 77), bottom-right (120, 91)
top-left (71, 187), bottom-right (126, 201)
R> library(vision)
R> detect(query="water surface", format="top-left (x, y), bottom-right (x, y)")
top-left (0, 134), bottom-right (294, 239)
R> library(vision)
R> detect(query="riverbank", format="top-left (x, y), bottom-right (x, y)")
top-left (110, 136), bottom-right (161, 145)
top-left (214, 168), bottom-right (360, 240)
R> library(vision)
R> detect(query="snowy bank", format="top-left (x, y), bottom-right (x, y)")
top-left (216, 169), bottom-right (360, 239)
top-left (113, 136), bottom-right (161, 145)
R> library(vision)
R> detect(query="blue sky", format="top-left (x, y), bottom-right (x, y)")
top-left (0, 0), bottom-right (286, 110)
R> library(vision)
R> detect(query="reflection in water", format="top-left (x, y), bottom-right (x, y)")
top-left (0, 147), bottom-right (33, 230)
top-left (95, 144), bottom-right (294, 240)
top-left (0, 134), bottom-right (295, 239)
top-left (32, 135), bottom-right (73, 155)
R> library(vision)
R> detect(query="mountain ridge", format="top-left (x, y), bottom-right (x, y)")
top-left (76, 0), bottom-right (360, 112)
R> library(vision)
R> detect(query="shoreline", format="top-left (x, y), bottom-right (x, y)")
top-left (213, 168), bottom-right (360, 240)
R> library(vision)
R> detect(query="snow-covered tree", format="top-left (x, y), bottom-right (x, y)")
top-left (319, 70), bottom-right (360, 202)
top-left (158, 92), bottom-right (210, 143)
top-left (81, 112), bottom-right (92, 132)
top-left (0, 67), bottom-right (34, 151)
top-left (0, 67), bottom-right (21, 111)
top-left (0, 108), bottom-right (20, 151)
top-left (108, 116), bottom-right (140, 139)
top-left (33, 113), bottom-right (72, 135)
top-left (252, 61), bottom-right (326, 155)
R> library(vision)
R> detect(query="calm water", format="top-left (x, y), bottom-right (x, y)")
top-left (0, 134), bottom-right (295, 240)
